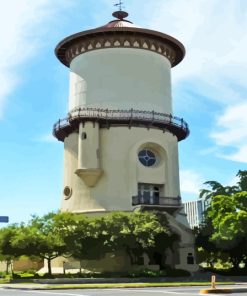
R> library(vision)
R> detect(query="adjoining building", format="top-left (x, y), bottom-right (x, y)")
top-left (52, 8), bottom-right (198, 273)
top-left (183, 200), bottom-right (205, 229)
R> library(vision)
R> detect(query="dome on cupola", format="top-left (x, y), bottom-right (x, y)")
top-left (99, 10), bottom-right (140, 28)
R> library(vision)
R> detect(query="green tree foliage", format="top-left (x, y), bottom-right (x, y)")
top-left (55, 211), bottom-right (178, 269)
top-left (236, 170), bottom-right (247, 191)
top-left (53, 212), bottom-right (110, 272)
top-left (199, 170), bottom-right (247, 204)
top-left (145, 212), bottom-right (179, 269)
top-left (102, 211), bottom-right (166, 265)
top-left (196, 170), bottom-right (247, 271)
top-left (207, 192), bottom-right (247, 269)
top-left (104, 211), bottom-right (178, 268)
top-left (0, 211), bottom-right (179, 274)
top-left (11, 213), bottom-right (67, 275)
top-left (0, 225), bottom-right (20, 274)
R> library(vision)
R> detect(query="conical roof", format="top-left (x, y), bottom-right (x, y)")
top-left (55, 10), bottom-right (185, 68)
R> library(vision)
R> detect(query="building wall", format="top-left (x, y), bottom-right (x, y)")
top-left (61, 126), bottom-right (180, 213)
top-left (165, 213), bottom-right (198, 272)
top-left (183, 199), bottom-right (205, 229)
top-left (13, 258), bottom-right (43, 272)
top-left (0, 258), bottom-right (43, 273)
top-left (0, 261), bottom-right (7, 272)
top-left (69, 48), bottom-right (172, 114)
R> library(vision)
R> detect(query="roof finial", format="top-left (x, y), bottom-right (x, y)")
top-left (112, 1), bottom-right (128, 20)
top-left (114, 1), bottom-right (124, 11)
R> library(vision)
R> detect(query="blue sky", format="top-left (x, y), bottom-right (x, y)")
top-left (0, 0), bottom-right (246, 224)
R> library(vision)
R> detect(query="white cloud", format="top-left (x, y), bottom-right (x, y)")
top-left (33, 133), bottom-right (57, 143)
top-left (143, 0), bottom-right (247, 164)
top-left (211, 102), bottom-right (247, 163)
top-left (227, 175), bottom-right (239, 187)
top-left (180, 170), bottom-right (203, 195)
top-left (140, 0), bottom-right (247, 109)
top-left (0, 0), bottom-right (70, 118)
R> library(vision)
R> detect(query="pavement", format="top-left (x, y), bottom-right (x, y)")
top-left (0, 283), bottom-right (247, 293)
top-left (1, 286), bottom-right (247, 296)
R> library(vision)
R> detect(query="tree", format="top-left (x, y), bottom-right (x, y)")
top-left (194, 220), bottom-right (222, 268)
top-left (11, 213), bottom-right (67, 275)
top-left (207, 192), bottom-right (247, 270)
top-left (0, 211), bottom-right (180, 275)
top-left (199, 170), bottom-right (247, 205)
top-left (0, 225), bottom-right (20, 274)
top-left (145, 212), bottom-right (179, 269)
top-left (101, 211), bottom-right (178, 268)
top-left (196, 171), bottom-right (247, 269)
top-left (236, 170), bottom-right (247, 191)
top-left (199, 180), bottom-right (237, 206)
top-left (58, 211), bottom-right (179, 269)
top-left (55, 212), bottom-right (109, 271)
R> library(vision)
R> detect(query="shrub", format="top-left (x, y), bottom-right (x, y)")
top-left (202, 266), bottom-right (247, 276)
top-left (166, 268), bottom-right (190, 277)
top-left (12, 273), bottom-right (21, 279)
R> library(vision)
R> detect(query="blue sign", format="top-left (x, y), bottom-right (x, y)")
top-left (0, 216), bottom-right (9, 223)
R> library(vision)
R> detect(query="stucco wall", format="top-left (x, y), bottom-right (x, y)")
top-left (69, 48), bottom-right (172, 114)
top-left (61, 126), bottom-right (180, 213)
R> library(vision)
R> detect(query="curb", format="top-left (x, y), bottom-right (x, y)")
top-left (200, 288), bottom-right (247, 294)
top-left (2, 286), bottom-right (46, 291)
top-left (200, 289), bottom-right (232, 294)
top-left (2, 284), bottom-right (247, 293)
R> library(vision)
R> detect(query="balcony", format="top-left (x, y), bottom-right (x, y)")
top-left (53, 107), bottom-right (189, 142)
top-left (132, 195), bottom-right (182, 213)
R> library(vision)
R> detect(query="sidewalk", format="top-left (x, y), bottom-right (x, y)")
top-left (0, 283), bottom-right (47, 290)
top-left (1, 282), bottom-right (247, 293)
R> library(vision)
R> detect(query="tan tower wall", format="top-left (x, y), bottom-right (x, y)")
top-left (69, 48), bottom-right (172, 114)
top-left (61, 127), bottom-right (180, 213)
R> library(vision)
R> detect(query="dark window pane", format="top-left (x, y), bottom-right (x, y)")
top-left (138, 149), bottom-right (156, 167)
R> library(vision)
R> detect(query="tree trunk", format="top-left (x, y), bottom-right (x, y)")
top-left (79, 260), bottom-right (82, 274)
top-left (231, 257), bottom-right (240, 270)
top-left (126, 247), bottom-right (134, 264)
top-left (10, 260), bottom-right (13, 276)
top-left (47, 258), bottom-right (52, 276)
top-left (5, 259), bottom-right (11, 274)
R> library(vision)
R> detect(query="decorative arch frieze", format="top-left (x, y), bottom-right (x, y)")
top-left (55, 28), bottom-right (184, 67)
top-left (65, 34), bottom-right (176, 66)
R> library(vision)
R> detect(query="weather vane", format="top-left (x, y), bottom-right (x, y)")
top-left (114, 1), bottom-right (124, 11)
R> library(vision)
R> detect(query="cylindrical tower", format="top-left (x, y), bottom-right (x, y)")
top-left (53, 10), bottom-right (189, 215)
top-left (52, 9), bottom-right (198, 273)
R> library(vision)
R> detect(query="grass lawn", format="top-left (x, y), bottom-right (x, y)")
top-left (44, 282), bottom-right (235, 290)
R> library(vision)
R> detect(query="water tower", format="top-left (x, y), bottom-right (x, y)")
top-left (53, 6), bottom-right (197, 272)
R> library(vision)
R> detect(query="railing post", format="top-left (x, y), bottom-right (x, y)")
top-left (129, 108), bottom-right (133, 129)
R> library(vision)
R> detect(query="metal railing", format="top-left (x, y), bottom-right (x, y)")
top-left (53, 107), bottom-right (189, 141)
top-left (132, 195), bottom-right (182, 207)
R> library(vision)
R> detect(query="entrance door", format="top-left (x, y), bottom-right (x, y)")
top-left (138, 183), bottom-right (161, 204)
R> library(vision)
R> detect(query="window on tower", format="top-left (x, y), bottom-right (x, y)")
top-left (138, 149), bottom-right (156, 167)
top-left (137, 183), bottom-right (162, 205)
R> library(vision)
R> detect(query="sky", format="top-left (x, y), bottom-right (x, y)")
top-left (0, 0), bottom-right (246, 224)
